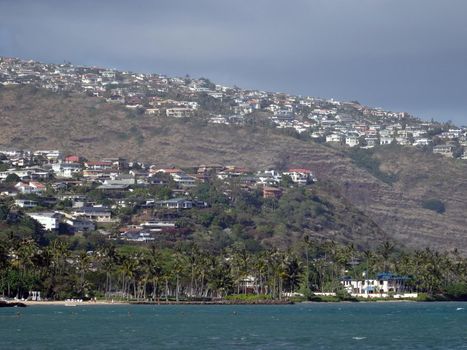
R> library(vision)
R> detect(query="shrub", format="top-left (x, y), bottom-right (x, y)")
top-left (348, 148), bottom-right (398, 185)
top-left (444, 283), bottom-right (467, 301)
top-left (422, 199), bottom-right (445, 214)
top-left (5, 173), bottom-right (20, 183)
top-left (224, 294), bottom-right (272, 301)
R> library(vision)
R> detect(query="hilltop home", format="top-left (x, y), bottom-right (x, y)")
top-left (33, 150), bottom-right (62, 162)
top-left (15, 181), bottom-right (46, 194)
top-left (380, 136), bottom-right (393, 145)
top-left (0, 169), bottom-right (31, 181)
top-left (27, 212), bottom-right (59, 231)
top-left (171, 173), bottom-right (197, 187)
top-left (433, 145), bottom-right (454, 158)
top-left (154, 198), bottom-right (193, 209)
top-left (166, 108), bottom-right (193, 118)
top-left (283, 168), bottom-right (315, 186)
top-left (345, 135), bottom-right (359, 147)
top-left (326, 133), bottom-right (344, 143)
top-left (14, 199), bottom-right (38, 208)
top-left (256, 170), bottom-right (282, 186)
top-left (262, 186), bottom-right (283, 199)
top-left (84, 161), bottom-right (113, 170)
top-left (52, 162), bottom-right (82, 178)
top-left (72, 206), bottom-right (112, 222)
top-left (413, 138), bottom-right (432, 146)
top-left (65, 218), bottom-right (96, 233)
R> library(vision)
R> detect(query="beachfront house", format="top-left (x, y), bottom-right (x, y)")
top-left (341, 273), bottom-right (412, 296)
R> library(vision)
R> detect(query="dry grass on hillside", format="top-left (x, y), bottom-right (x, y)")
top-left (1, 86), bottom-right (466, 254)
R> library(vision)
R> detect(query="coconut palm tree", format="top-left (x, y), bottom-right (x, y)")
top-left (282, 253), bottom-right (304, 293)
top-left (172, 251), bottom-right (187, 302)
top-left (378, 241), bottom-right (395, 272)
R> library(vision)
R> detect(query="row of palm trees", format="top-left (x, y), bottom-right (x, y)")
top-left (0, 237), bottom-right (465, 301)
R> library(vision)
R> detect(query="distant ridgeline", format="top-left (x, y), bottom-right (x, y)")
top-left (0, 56), bottom-right (465, 159)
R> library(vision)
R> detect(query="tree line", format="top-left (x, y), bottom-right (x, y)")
top-left (1, 236), bottom-right (465, 301)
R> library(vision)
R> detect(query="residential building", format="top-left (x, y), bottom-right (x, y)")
top-left (262, 186), bottom-right (283, 199)
top-left (283, 169), bottom-right (315, 185)
top-left (14, 199), bottom-right (38, 208)
top-left (65, 218), bottom-right (96, 232)
top-left (341, 273), bottom-right (411, 295)
top-left (345, 135), bottom-right (359, 147)
top-left (433, 144), bottom-right (454, 158)
top-left (166, 108), bottom-right (193, 118)
top-left (154, 198), bottom-right (193, 209)
top-left (27, 212), bottom-right (59, 231)
top-left (326, 134), bottom-right (344, 143)
top-left (15, 181), bottom-right (46, 194)
top-left (73, 206), bottom-right (112, 222)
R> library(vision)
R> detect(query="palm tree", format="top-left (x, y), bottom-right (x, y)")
top-left (119, 255), bottom-right (138, 300)
top-left (207, 255), bottom-right (233, 298)
top-left (187, 244), bottom-right (200, 297)
top-left (378, 241), bottom-right (395, 272)
top-left (76, 252), bottom-right (91, 297)
top-left (282, 253), bottom-right (304, 293)
top-left (148, 247), bottom-right (163, 302)
top-left (229, 246), bottom-right (250, 294)
top-left (172, 251), bottom-right (187, 302)
top-left (302, 235), bottom-right (313, 294)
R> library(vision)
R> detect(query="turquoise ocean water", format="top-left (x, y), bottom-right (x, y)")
top-left (0, 302), bottom-right (466, 349)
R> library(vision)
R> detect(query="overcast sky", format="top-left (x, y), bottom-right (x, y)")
top-left (1, 0), bottom-right (466, 125)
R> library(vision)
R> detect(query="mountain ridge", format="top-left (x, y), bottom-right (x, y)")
top-left (1, 85), bottom-right (466, 253)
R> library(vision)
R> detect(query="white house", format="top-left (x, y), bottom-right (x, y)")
top-left (326, 134), bottom-right (344, 143)
top-left (341, 273), bottom-right (411, 296)
top-left (15, 181), bottom-right (46, 194)
top-left (72, 206), bottom-right (112, 222)
top-left (171, 173), bottom-right (197, 187)
top-left (283, 169), bottom-right (315, 185)
top-left (52, 162), bottom-right (82, 178)
top-left (380, 136), bottom-right (393, 145)
top-left (27, 212), bottom-right (59, 231)
top-left (364, 137), bottom-right (379, 148)
top-left (345, 135), bottom-right (359, 147)
top-left (14, 199), bottom-right (38, 208)
top-left (256, 170), bottom-right (282, 186)
top-left (0, 169), bottom-right (31, 181)
top-left (154, 198), bottom-right (193, 209)
top-left (166, 108), bottom-right (193, 118)
top-left (413, 138), bottom-right (432, 146)
top-left (433, 144), bottom-right (454, 158)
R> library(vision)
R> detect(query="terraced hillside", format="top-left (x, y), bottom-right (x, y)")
top-left (1, 86), bottom-right (466, 253)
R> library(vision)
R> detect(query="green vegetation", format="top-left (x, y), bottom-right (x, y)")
top-left (444, 283), bottom-right (467, 300)
top-left (4, 173), bottom-right (20, 183)
top-left (1, 192), bottom-right (466, 301)
top-left (422, 199), bottom-right (446, 214)
top-left (224, 294), bottom-right (272, 301)
top-left (348, 148), bottom-right (398, 184)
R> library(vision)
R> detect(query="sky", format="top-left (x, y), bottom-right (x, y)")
top-left (1, 0), bottom-right (466, 125)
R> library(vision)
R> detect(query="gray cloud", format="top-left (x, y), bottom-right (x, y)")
top-left (1, 0), bottom-right (466, 124)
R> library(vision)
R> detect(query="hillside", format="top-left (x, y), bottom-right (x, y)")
top-left (1, 85), bottom-right (466, 253)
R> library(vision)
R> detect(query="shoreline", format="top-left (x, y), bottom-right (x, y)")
top-left (21, 300), bottom-right (294, 306)
top-left (16, 299), bottom-right (467, 307)
top-left (21, 300), bottom-right (128, 306)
